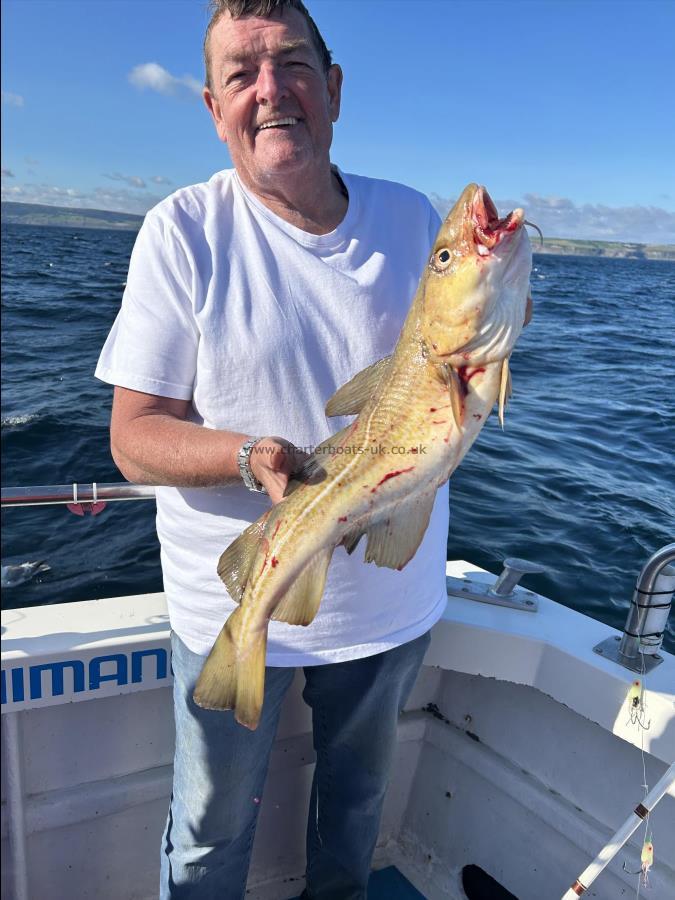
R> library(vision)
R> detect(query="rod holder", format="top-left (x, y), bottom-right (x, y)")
top-left (594, 543), bottom-right (675, 674)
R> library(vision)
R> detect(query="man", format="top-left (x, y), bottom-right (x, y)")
top-left (96, 1), bottom-right (450, 897)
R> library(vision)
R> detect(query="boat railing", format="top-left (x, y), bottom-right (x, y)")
top-left (594, 542), bottom-right (675, 674)
top-left (1, 482), bottom-right (156, 508)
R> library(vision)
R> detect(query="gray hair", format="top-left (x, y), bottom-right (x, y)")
top-left (204, 0), bottom-right (333, 89)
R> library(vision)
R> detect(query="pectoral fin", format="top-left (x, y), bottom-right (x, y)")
top-left (363, 491), bottom-right (436, 570)
top-left (443, 365), bottom-right (465, 429)
top-left (270, 547), bottom-right (334, 625)
top-left (498, 357), bottom-right (512, 429)
top-left (325, 356), bottom-right (392, 417)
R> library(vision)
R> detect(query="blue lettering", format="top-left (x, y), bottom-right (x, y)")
top-left (30, 661), bottom-right (85, 699)
top-left (131, 648), bottom-right (168, 683)
top-left (2, 669), bottom-right (27, 705)
top-left (12, 668), bottom-right (25, 702)
top-left (89, 654), bottom-right (128, 690)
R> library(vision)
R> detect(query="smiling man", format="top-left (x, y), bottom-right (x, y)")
top-left (96, 1), bottom-right (450, 898)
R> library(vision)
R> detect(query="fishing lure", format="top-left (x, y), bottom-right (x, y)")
top-left (626, 679), bottom-right (650, 729)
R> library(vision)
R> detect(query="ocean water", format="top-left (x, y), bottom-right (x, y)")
top-left (1, 223), bottom-right (674, 652)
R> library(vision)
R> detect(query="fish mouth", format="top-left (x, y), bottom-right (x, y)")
top-left (472, 187), bottom-right (524, 255)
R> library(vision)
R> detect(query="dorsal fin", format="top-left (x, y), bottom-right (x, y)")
top-left (270, 547), bottom-right (334, 626)
top-left (363, 490), bottom-right (436, 570)
top-left (325, 355), bottom-right (392, 417)
top-left (335, 490), bottom-right (436, 571)
top-left (216, 516), bottom-right (268, 603)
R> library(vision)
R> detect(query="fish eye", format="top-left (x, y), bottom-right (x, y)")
top-left (431, 247), bottom-right (453, 271)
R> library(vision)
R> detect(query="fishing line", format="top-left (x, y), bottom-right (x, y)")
top-left (524, 220), bottom-right (544, 247)
top-left (622, 653), bottom-right (653, 899)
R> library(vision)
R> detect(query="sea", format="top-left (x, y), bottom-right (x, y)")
top-left (1, 222), bottom-right (674, 653)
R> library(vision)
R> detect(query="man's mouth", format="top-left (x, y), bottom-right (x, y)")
top-left (256, 116), bottom-right (300, 132)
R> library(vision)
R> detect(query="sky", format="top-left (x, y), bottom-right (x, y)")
top-left (2, 0), bottom-right (674, 243)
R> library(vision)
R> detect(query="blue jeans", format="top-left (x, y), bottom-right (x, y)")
top-left (160, 629), bottom-right (430, 899)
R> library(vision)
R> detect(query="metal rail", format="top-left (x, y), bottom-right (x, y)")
top-left (594, 543), bottom-right (675, 673)
top-left (1, 482), bottom-right (156, 508)
top-left (618, 543), bottom-right (675, 660)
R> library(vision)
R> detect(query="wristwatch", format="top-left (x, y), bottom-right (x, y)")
top-left (238, 438), bottom-right (267, 493)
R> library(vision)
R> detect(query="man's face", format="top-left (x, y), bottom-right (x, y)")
top-left (204, 10), bottom-right (342, 190)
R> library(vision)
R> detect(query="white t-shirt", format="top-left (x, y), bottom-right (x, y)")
top-left (96, 168), bottom-right (449, 664)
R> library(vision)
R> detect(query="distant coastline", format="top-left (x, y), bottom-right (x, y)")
top-left (2, 201), bottom-right (674, 261)
top-left (531, 236), bottom-right (675, 261)
top-left (2, 201), bottom-right (144, 232)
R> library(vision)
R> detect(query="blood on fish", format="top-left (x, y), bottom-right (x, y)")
top-left (473, 414), bottom-right (482, 420)
top-left (458, 366), bottom-right (485, 385)
top-left (271, 557), bottom-right (279, 568)
top-left (338, 516), bottom-right (348, 522)
top-left (272, 521), bottom-right (282, 538)
top-left (410, 447), bottom-right (418, 454)
top-left (432, 420), bottom-right (448, 425)
top-left (371, 467), bottom-right (415, 493)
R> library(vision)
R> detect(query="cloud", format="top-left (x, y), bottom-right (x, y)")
top-left (150, 175), bottom-right (172, 185)
top-left (103, 172), bottom-right (146, 189)
top-left (2, 168), bottom-right (15, 178)
top-left (429, 192), bottom-right (675, 244)
top-left (129, 63), bottom-right (202, 98)
top-left (2, 91), bottom-right (24, 107)
top-left (1, 181), bottom-right (165, 216)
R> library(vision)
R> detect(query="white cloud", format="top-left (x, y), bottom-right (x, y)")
top-left (104, 172), bottom-right (146, 189)
top-left (429, 192), bottom-right (675, 245)
top-left (150, 175), bottom-right (172, 185)
top-left (2, 91), bottom-right (24, 107)
top-left (128, 63), bottom-right (202, 98)
top-left (0, 182), bottom-right (165, 215)
top-left (2, 168), bottom-right (15, 178)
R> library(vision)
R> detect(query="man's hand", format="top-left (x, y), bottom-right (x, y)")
top-left (249, 437), bottom-right (310, 505)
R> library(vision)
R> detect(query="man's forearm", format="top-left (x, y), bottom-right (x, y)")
top-left (112, 412), bottom-right (248, 487)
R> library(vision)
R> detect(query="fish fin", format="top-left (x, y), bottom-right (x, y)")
top-left (342, 528), bottom-right (364, 555)
top-left (364, 491), bottom-right (436, 570)
top-left (270, 546), bottom-right (334, 625)
top-left (325, 356), bottom-right (392, 417)
top-left (443, 366), bottom-right (465, 428)
top-left (498, 357), bottom-right (512, 429)
top-left (193, 607), bottom-right (267, 730)
top-left (217, 518), bottom-right (268, 604)
top-left (283, 424), bottom-right (354, 498)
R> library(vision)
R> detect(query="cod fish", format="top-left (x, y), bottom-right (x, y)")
top-left (194, 183), bottom-right (532, 728)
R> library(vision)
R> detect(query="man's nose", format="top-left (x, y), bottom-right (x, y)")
top-left (255, 63), bottom-right (289, 105)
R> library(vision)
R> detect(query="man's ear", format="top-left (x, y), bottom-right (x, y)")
top-left (204, 87), bottom-right (228, 144)
top-left (327, 64), bottom-right (343, 123)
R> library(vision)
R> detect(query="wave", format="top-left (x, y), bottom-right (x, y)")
top-left (1, 412), bottom-right (43, 428)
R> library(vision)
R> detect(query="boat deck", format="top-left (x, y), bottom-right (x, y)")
top-left (290, 865), bottom-right (426, 899)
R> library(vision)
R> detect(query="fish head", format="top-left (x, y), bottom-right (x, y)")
top-left (420, 183), bottom-right (532, 367)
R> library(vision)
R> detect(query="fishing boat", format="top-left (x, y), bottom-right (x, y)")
top-left (1, 483), bottom-right (674, 900)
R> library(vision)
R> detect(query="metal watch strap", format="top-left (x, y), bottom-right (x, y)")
top-left (237, 438), bottom-right (267, 493)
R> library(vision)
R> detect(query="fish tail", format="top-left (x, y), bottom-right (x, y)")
top-left (193, 607), bottom-right (267, 730)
